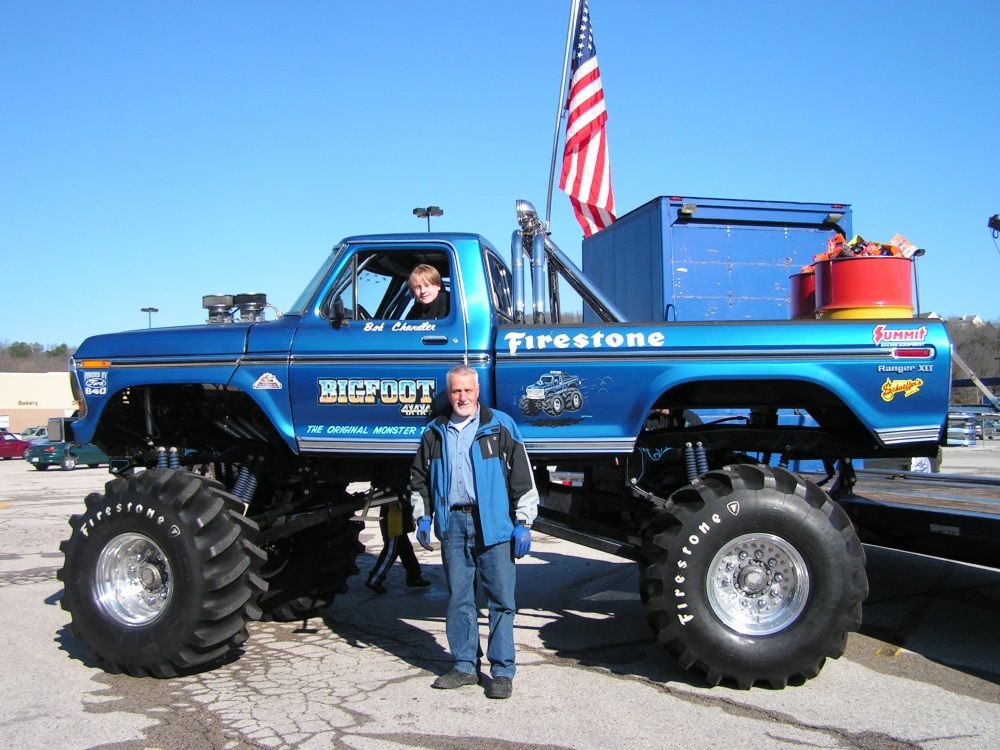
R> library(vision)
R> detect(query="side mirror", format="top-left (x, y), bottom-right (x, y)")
top-left (48, 417), bottom-right (68, 443)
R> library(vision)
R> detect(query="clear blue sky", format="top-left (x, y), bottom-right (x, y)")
top-left (2, 1), bottom-right (998, 348)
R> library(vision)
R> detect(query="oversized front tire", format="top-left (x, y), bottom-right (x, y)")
top-left (639, 464), bottom-right (867, 689)
top-left (57, 469), bottom-right (266, 677)
top-left (257, 516), bottom-right (364, 622)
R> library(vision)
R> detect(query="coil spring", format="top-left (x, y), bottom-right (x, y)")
top-left (695, 442), bottom-right (709, 475)
top-left (155, 446), bottom-right (167, 469)
top-left (232, 465), bottom-right (250, 498)
top-left (231, 461), bottom-right (260, 502)
top-left (242, 471), bottom-right (259, 502)
top-left (168, 447), bottom-right (180, 470)
top-left (683, 442), bottom-right (698, 482)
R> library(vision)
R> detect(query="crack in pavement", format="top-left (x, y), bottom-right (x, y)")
top-left (0, 566), bottom-right (57, 587)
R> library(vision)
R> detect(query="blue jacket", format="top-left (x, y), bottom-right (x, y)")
top-left (410, 404), bottom-right (538, 547)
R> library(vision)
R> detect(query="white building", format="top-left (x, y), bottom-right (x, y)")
top-left (0, 372), bottom-right (77, 433)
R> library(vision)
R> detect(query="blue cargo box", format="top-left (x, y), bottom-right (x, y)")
top-left (582, 195), bottom-right (856, 471)
top-left (582, 195), bottom-right (852, 322)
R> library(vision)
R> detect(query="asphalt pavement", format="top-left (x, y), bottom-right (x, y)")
top-left (1, 446), bottom-right (998, 750)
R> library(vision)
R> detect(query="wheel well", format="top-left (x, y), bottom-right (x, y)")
top-left (651, 379), bottom-right (869, 433)
top-left (92, 384), bottom-right (289, 461)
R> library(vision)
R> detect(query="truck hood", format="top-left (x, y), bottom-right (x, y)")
top-left (74, 324), bottom-right (253, 361)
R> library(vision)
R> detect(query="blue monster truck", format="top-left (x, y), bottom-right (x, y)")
top-left (57, 201), bottom-right (951, 688)
top-left (519, 370), bottom-right (583, 417)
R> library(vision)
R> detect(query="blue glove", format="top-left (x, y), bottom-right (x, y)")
top-left (512, 523), bottom-right (532, 558)
top-left (416, 516), bottom-right (433, 551)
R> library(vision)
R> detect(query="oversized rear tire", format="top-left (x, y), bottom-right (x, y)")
top-left (639, 464), bottom-right (867, 689)
top-left (57, 469), bottom-right (266, 677)
top-left (257, 516), bottom-right (364, 621)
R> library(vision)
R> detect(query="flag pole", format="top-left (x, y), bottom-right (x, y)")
top-left (544, 0), bottom-right (581, 231)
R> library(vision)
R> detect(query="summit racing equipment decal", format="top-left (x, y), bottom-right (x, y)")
top-left (83, 370), bottom-right (108, 396)
top-left (503, 329), bottom-right (666, 355)
top-left (872, 324), bottom-right (927, 347)
top-left (881, 377), bottom-right (924, 402)
top-left (317, 377), bottom-right (435, 417)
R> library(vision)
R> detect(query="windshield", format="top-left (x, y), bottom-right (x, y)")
top-left (287, 244), bottom-right (346, 314)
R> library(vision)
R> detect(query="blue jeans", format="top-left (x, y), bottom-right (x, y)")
top-left (442, 508), bottom-right (516, 679)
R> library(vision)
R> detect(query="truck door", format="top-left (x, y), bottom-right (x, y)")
top-left (288, 243), bottom-right (466, 455)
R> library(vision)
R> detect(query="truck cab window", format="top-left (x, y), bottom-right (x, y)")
top-left (325, 249), bottom-right (452, 322)
top-left (486, 250), bottom-right (514, 321)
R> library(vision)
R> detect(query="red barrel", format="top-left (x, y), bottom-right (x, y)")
top-left (814, 256), bottom-right (914, 318)
top-left (789, 269), bottom-right (816, 319)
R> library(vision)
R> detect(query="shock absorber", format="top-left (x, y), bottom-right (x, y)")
top-left (155, 446), bottom-right (167, 469)
top-left (695, 442), bottom-right (709, 475)
top-left (168, 447), bottom-right (180, 469)
top-left (683, 442), bottom-right (698, 482)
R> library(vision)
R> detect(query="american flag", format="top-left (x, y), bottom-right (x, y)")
top-left (559, 0), bottom-right (615, 237)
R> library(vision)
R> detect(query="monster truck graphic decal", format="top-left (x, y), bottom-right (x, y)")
top-left (518, 370), bottom-right (584, 417)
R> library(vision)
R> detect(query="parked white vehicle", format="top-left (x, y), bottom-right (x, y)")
top-left (19, 426), bottom-right (48, 443)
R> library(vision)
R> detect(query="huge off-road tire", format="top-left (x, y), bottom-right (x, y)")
top-left (639, 464), bottom-right (867, 689)
top-left (57, 469), bottom-right (266, 677)
top-left (257, 515), bottom-right (364, 622)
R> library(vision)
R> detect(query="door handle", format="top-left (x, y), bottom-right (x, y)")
top-left (421, 336), bottom-right (448, 345)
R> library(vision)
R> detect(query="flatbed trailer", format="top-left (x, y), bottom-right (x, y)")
top-left (837, 470), bottom-right (1000, 569)
top-left (530, 470), bottom-right (1000, 571)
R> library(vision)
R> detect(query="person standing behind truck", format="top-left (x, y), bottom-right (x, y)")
top-left (364, 498), bottom-right (430, 594)
top-left (410, 365), bottom-right (538, 699)
top-left (406, 263), bottom-right (449, 319)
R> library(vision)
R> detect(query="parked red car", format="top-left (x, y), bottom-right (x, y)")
top-left (0, 431), bottom-right (30, 459)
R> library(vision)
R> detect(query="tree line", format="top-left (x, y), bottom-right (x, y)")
top-left (0, 341), bottom-right (74, 372)
top-left (3, 318), bottom-right (998, 404)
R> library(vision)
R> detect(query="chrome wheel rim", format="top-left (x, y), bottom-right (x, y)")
top-left (706, 533), bottom-right (809, 635)
top-left (95, 533), bottom-right (173, 625)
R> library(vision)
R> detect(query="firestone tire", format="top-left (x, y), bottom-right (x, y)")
top-left (257, 516), bottom-right (365, 622)
top-left (638, 464), bottom-right (868, 689)
top-left (57, 469), bottom-right (266, 677)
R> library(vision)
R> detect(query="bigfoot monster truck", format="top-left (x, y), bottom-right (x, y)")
top-left (57, 200), bottom-right (950, 687)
